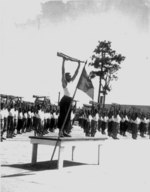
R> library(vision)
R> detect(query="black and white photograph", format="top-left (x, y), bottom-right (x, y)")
top-left (1, 0), bottom-right (150, 192)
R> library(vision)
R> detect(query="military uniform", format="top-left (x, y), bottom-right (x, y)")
top-left (0, 106), bottom-right (5, 141)
top-left (112, 113), bottom-right (121, 139)
top-left (7, 107), bottom-right (14, 138)
top-left (91, 113), bottom-right (98, 137)
top-left (17, 109), bottom-right (23, 134)
top-left (131, 115), bottom-right (140, 139)
top-left (108, 114), bottom-right (113, 137)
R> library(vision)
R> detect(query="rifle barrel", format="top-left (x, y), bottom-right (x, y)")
top-left (57, 52), bottom-right (85, 63)
top-left (33, 95), bottom-right (47, 98)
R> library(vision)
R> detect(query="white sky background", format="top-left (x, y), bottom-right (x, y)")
top-left (1, 0), bottom-right (150, 106)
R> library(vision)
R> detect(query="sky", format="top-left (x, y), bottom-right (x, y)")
top-left (1, 0), bottom-right (150, 106)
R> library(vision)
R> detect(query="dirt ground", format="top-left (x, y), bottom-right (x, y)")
top-left (1, 127), bottom-right (150, 192)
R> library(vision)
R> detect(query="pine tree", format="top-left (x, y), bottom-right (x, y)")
top-left (89, 40), bottom-right (125, 107)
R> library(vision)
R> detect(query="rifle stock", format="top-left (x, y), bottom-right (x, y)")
top-left (57, 52), bottom-right (85, 63)
top-left (33, 95), bottom-right (48, 99)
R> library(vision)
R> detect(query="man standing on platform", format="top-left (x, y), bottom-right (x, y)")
top-left (57, 58), bottom-right (80, 137)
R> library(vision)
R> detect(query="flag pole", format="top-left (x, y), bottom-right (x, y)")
top-left (50, 61), bottom-right (87, 161)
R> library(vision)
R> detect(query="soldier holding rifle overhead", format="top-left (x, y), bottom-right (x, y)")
top-left (57, 53), bottom-right (81, 137)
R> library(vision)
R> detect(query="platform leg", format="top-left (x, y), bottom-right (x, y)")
top-left (98, 144), bottom-right (101, 165)
top-left (58, 145), bottom-right (65, 169)
top-left (31, 143), bottom-right (38, 164)
top-left (72, 146), bottom-right (76, 161)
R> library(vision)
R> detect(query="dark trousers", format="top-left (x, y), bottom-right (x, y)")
top-left (27, 118), bottom-right (32, 131)
top-left (7, 116), bottom-right (14, 137)
top-left (17, 119), bottom-right (23, 133)
top-left (108, 121), bottom-right (113, 136)
top-left (112, 122), bottom-right (119, 139)
top-left (13, 119), bottom-right (17, 133)
top-left (91, 120), bottom-right (97, 137)
top-left (148, 123), bottom-right (150, 138)
top-left (139, 122), bottom-right (146, 137)
top-left (0, 119), bottom-right (4, 139)
top-left (101, 121), bottom-right (106, 134)
top-left (50, 118), bottom-right (55, 131)
top-left (58, 95), bottom-right (72, 134)
top-left (98, 120), bottom-right (102, 132)
top-left (82, 119), bottom-right (87, 132)
top-left (85, 121), bottom-right (91, 136)
top-left (132, 123), bottom-right (138, 139)
top-left (120, 121), bottom-right (126, 136)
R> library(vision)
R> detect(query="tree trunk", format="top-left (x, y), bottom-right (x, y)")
top-left (98, 76), bottom-right (102, 104)
top-left (103, 93), bottom-right (106, 109)
top-left (98, 51), bottom-right (104, 105)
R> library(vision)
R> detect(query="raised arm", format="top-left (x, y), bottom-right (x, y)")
top-left (71, 61), bottom-right (81, 81)
top-left (61, 58), bottom-right (67, 88)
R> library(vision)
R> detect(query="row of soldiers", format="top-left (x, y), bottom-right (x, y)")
top-left (1, 94), bottom-right (150, 141)
top-left (78, 108), bottom-right (150, 139)
top-left (0, 94), bottom-right (60, 141)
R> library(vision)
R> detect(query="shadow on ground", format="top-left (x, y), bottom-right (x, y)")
top-left (1, 160), bottom-right (88, 178)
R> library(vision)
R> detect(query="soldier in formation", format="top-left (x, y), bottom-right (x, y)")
top-left (78, 106), bottom-right (150, 139)
top-left (0, 94), bottom-right (60, 141)
top-left (1, 94), bottom-right (150, 141)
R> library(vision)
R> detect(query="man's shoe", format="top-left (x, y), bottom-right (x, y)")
top-left (63, 132), bottom-right (71, 137)
top-left (59, 134), bottom-right (64, 137)
top-left (59, 131), bottom-right (64, 137)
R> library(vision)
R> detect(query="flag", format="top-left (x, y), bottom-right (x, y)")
top-left (77, 67), bottom-right (94, 99)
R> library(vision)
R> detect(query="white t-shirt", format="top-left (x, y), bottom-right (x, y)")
top-left (3, 109), bottom-right (9, 118)
top-left (35, 112), bottom-right (39, 119)
top-left (104, 116), bottom-right (108, 122)
top-left (63, 82), bottom-right (75, 97)
top-left (31, 112), bottom-right (34, 118)
top-left (100, 116), bottom-right (104, 121)
top-left (113, 115), bottom-right (121, 123)
top-left (71, 112), bottom-right (75, 120)
top-left (121, 117), bottom-right (125, 122)
top-left (24, 112), bottom-right (28, 119)
top-left (38, 110), bottom-right (44, 121)
top-left (135, 117), bottom-right (141, 125)
top-left (53, 112), bottom-right (56, 119)
top-left (0, 109), bottom-right (4, 119)
top-left (95, 113), bottom-right (99, 121)
top-left (14, 110), bottom-right (18, 120)
top-left (9, 108), bottom-right (15, 117)
top-left (89, 115), bottom-right (92, 122)
top-left (108, 117), bottom-right (113, 122)
top-left (55, 113), bottom-right (59, 119)
top-left (28, 111), bottom-right (32, 118)
top-left (44, 112), bottom-right (47, 120)
top-left (47, 112), bottom-right (51, 119)
top-left (143, 117), bottom-right (148, 124)
top-left (18, 112), bottom-right (23, 119)
top-left (125, 115), bottom-right (129, 121)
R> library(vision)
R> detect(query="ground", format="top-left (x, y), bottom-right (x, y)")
top-left (1, 126), bottom-right (150, 192)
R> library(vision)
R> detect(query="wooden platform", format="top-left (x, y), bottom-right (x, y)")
top-left (29, 136), bottom-right (108, 169)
